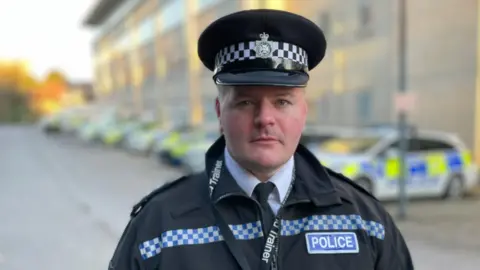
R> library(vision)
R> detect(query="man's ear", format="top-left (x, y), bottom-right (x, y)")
top-left (215, 98), bottom-right (224, 134)
top-left (215, 97), bottom-right (221, 118)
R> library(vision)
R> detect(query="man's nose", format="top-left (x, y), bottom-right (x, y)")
top-left (253, 101), bottom-right (275, 127)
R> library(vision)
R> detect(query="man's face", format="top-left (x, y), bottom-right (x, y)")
top-left (216, 85), bottom-right (308, 174)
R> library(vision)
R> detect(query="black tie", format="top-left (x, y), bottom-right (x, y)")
top-left (253, 182), bottom-right (276, 235)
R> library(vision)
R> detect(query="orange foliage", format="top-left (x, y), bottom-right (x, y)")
top-left (0, 61), bottom-right (71, 116)
top-left (30, 70), bottom-right (69, 115)
top-left (33, 80), bottom-right (65, 100)
top-left (0, 61), bottom-right (36, 92)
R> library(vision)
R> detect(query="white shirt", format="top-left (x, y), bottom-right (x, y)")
top-left (224, 148), bottom-right (294, 215)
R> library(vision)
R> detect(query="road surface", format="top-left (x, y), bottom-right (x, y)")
top-left (0, 126), bottom-right (178, 270)
top-left (0, 125), bottom-right (479, 269)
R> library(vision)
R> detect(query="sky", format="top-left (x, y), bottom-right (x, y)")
top-left (0, 0), bottom-right (97, 81)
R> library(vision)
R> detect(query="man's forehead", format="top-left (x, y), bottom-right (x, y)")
top-left (230, 86), bottom-right (299, 97)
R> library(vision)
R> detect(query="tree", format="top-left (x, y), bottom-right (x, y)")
top-left (0, 60), bottom-right (34, 92)
top-left (44, 70), bottom-right (67, 84)
top-left (30, 70), bottom-right (69, 116)
top-left (31, 70), bottom-right (67, 100)
top-left (0, 61), bottom-right (38, 122)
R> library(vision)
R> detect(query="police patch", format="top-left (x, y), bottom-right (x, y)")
top-left (305, 232), bottom-right (359, 254)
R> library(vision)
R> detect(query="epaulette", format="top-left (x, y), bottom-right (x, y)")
top-left (324, 167), bottom-right (380, 202)
top-left (130, 175), bottom-right (190, 218)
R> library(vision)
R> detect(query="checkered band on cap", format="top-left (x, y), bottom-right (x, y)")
top-left (214, 40), bottom-right (309, 72)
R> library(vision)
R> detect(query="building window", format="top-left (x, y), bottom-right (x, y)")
top-left (332, 50), bottom-right (346, 93)
top-left (356, 90), bottom-right (372, 124)
top-left (166, 58), bottom-right (187, 81)
top-left (359, 4), bottom-right (371, 26)
top-left (318, 12), bottom-right (331, 36)
top-left (216, 0), bottom-right (239, 17)
top-left (159, 0), bottom-right (186, 33)
top-left (197, 0), bottom-right (223, 13)
top-left (169, 106), bottom-right (189, 126)
top-left (115, 33), bottom-right (130, 52)
top-left (203, 99), bottom-right (217, 122)
top-left (138, 16), bottom-right (155, 45)
top-left (356, 0), bottom-right (374, 39)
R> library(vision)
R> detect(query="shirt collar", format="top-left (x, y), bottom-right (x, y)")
top-left (205, 136), bottom-right (343, 207)
top-left (224, 147), bottom-right (294, 202)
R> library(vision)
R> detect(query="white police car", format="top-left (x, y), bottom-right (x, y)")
top-left (311, 128), bottom-right (478, 200)
top-left (301, 125), bottom-right (356, 146)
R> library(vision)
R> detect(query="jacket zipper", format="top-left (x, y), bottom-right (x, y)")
top-left (215, 195), bottom-right (312, 270)
top-left (216, 192), bottom-right (264, 227)
top-left (276, 199), bottom-right (311, 270)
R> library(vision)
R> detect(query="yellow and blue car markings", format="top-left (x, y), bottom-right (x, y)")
top-left (323, 150), bottom-right (472, 186)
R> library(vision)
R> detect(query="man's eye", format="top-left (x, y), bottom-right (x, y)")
top-left (277, 99), bottom-right (291, 106)
top-left (237, 100), bottom-right (252, 106)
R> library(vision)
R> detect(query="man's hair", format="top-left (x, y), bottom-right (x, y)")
top-left (216, 85), bottom-right (232, 102)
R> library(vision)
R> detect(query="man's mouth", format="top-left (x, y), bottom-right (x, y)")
top-left (251, 136), bottom-right (278, 143)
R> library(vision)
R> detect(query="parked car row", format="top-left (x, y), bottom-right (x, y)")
top-left (37, 108), bottom-right (221, 174)
top-left (38, 109), bottom-right (479, 201)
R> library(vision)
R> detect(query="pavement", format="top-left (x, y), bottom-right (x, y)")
top-left (387, 199), bottom-right (480, 269)
top-left (0, 125), bottom-right (479, 269)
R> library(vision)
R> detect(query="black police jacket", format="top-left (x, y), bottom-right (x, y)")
top-left (109, 137), bottom-right (414, 270)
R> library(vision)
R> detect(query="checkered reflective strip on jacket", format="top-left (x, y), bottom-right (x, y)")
top-left (280, 214), bottom-right (385, 240)
top-left (139, 221), bottom-right (263, 260)
top-left (139, 215), bottom-right (384, 260)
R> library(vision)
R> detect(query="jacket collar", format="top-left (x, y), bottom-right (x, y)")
top-left (205, 136), bottom-right (344, 207)
top-left (224, 147), bottom-right (295, 202)
top-left (205, 136), bottom-right (245, 202)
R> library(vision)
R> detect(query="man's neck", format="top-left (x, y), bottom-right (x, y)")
top-left (225, 149), bottom-right (287, 182)
top-left (245, 167), bottom-right (279, 182)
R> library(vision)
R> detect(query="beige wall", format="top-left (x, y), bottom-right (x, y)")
top-left (92, 0), bottom-right (480, 154)
top-left (406, 0), bottom-right (477, 149)
top-left (290, 0), bottom-right (479, 150)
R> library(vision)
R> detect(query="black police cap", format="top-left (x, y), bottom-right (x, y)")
top-left (197, 9), bottom-right (327, 87)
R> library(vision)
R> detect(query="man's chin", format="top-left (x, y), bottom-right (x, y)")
top-left (247, 154), bottom-right (285, 171)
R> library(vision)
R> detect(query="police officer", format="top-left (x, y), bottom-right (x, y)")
top-left (109, 9), bottom-right (414, 270)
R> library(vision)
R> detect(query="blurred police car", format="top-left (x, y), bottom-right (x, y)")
top-left (182, 139), bottom-right (217, 173)
top-left (59, 110), bottom-right (90, 134)
top-left (78, 117), bottom-right (115, 143)
top-left (301, 125), bottom-right (356, 148)
top-left (174, 127), bottom-right (220, 172)
top-left (124, 124), bottom-right (166, 155)
top-left (161, 124), bottom-right (219, 167)
top-left (152, 125), bottom-right (195, 165)
top-left (77, 108), bottom-right (120, 142)
top-left (181, 126), bottom-right (349, 174)
top-left (101, 119), bottom-right (148, 147)
top-left (312, 128), bottom-right (478, 200)
top-left (38, 114), bottom-right (62, 133)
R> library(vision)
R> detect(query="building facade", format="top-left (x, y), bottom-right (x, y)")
top-left (83, 0), bottom-right (480, 163)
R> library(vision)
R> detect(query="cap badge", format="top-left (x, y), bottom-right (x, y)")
top-left (254, 32), bottom-right (273, 59)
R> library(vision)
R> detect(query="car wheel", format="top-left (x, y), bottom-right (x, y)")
top-left (443, 174), bottom-right (464, 200)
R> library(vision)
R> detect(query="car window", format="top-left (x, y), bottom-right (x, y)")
top-left (412, 138), bottom-right (455, 151)
top-left (381, 137), bottom-right (455, 154)
top-left (140, 122), bottom-right (156, 130)
top-left (300, 134), bottom-right (336, 145)
top-left (318, 136), bottom-right (382, 154)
